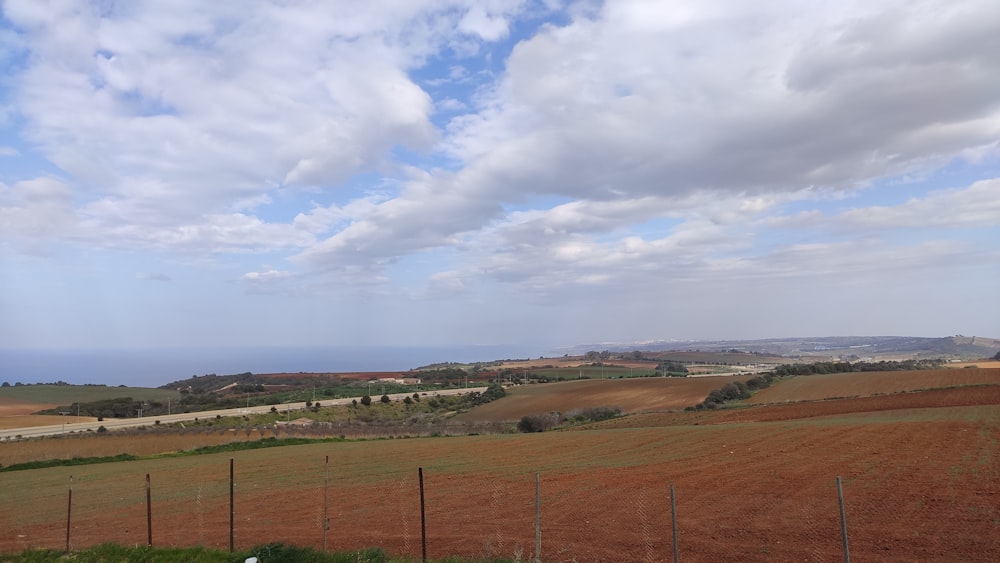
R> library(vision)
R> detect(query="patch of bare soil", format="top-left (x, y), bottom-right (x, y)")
top-left (456, 376), bottom-right (750, 422)
top-left (747, 368), bottom-right (1000, 404)
top-left (0, 398), bottom-right (63, 429)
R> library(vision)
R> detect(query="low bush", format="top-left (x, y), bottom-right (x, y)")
top-left (517, 413), bottom-right (561, 433)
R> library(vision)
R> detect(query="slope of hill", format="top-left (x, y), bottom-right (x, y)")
top-left (454, 376), bottom-right (751, 422)
top-left (557, 335), bottom-right (1000, 360)
top-left (746, 368), bottom-right (1000, 404)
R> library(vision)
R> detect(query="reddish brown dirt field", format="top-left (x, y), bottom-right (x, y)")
top-left (747, 368), bottom-right (1000, 404)
top-left (455, 376), bottom-right (750, 422)
top-left (0, 398), bottom-right (62, 430)
top-left (2, 372), bottom-right (999, 561)
top-left (0, 398), bottom-right (55, 416)
top-left (591, 385), bottom-right (1000, 430)
top-left (948, 360), bottom-right (1000, 369)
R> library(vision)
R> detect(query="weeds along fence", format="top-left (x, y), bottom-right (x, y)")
top-left (3, 454), bottom-right (999, 562)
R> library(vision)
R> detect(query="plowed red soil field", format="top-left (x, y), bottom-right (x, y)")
top-left (455, 376), bottom-right (751, 422)
top-left (747, 368), bottom-right (1000, 404)
top-left (1, 370), bottom-right (999, 562)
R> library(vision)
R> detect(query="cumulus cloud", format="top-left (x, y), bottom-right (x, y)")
top-left (770, 177), bottom-right (1000, 232)
top-left (0, 177), bottom-right (77, 242)
top-left (1, 0), bottom-right (998, 318)
top-left (284, 0), bottom-right (1000, 280)
top-left (2, 1), bottom-right (529, 237)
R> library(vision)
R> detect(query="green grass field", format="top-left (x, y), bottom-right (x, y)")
top-left (0, 385), bottom-right (181, 405)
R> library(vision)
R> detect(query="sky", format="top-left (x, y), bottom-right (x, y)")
top-left (1, 0), bottom-right (999, 358)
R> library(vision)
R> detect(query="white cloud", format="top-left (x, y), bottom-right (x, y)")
top-left (3, 1), bottom-right (523, 231)
top-left (1, 1), bottom-right (999, 348)
top-left (770, 177), bottom-right (1000, 232)
top-left (836, 178), bottom-right (1000, 230)
top-left (241, 268), bottom-right (292, 282)
top-left (0, 177), bottom-right (77, 243)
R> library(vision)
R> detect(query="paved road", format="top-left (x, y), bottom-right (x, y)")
top-left (0, 387), bottom-right (488, 440)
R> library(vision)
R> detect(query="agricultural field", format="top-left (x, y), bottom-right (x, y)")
top-left (1, 368), bottom-right (998, 561)
top-left (453, 376), bottom-right (751, 423)
top-left (745, 368), bottom-right (1000, 404)
top-left (526, 365), bottom-right (660, 379)
top-left (0, 385), bottom-right (179, 430)
top-left (0, 395), bottom-right (82, 430)
top-left (0, 384), bottom-right (180, 405)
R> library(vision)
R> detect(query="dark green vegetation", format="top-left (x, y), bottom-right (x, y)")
top-left (690, 381), bottom-right (753, 410)
top-left (32, 373), bottom-right (495, 419)
top-left (0, 453), bottom-right (139, 473)
top-left (772, 359), bottom-right (944, 376)
top-left (0, 438), bottom-right (346, 473)
top-left (0, 542), bottom-right (518, 563)
top-left (517, 405), bottom-right (622, 432)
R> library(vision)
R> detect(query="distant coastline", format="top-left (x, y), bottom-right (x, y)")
top-left (0, 345), bottom-right (547, 387)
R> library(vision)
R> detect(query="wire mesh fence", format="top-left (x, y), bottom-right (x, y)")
top-left (3, 453), bottom-right (999, 562)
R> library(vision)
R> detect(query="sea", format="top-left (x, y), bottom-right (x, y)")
top-left (0, 345), bottom-right (549, 388)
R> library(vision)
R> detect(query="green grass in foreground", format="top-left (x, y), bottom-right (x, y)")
top-left (0, 542), bottom-right (518, 563)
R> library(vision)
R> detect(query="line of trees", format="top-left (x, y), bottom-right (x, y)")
top-left (773, 359), bottom-right (943, 376)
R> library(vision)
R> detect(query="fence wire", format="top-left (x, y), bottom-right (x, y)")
top-left (2, 453), bottom-right (999, 562)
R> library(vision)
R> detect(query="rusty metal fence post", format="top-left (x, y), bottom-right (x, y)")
top-left (419, 467), bottom-right (427, 563)
top-left (323, 455), bottom-right (330, 551)
top-left (837, 476), bottom-right (851, 563)
top-left (671, 482), bottom-right (679, 563)
top-left (65, 475), bottom-right (73, 553)
top-left (535, 472), bottom-right (541, 563)
top-left (229, 458), bottom-right (235, 552)
top-left (146, 473), bottom-right (153, 546)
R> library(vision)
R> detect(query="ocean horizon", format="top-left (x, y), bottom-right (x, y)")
top-left (0, 345), bottom-right (549, 387)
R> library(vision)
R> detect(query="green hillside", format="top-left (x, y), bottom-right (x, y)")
top-left (0, 384), bottom-right (180, 405)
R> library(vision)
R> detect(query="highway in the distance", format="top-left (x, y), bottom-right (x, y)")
top-left (0, 387), bottom-right (488, 440)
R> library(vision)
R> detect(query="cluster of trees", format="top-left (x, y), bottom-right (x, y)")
top-left (773, 359), bottom-right (943, 376)
top-left (584, 350), bottom-right (613, 361)
top-left (417, 368), bottom-right (470, 383)
top-left (39, 397), bottom-right (167, 419)
top-left (657, 360), bottom-right (689, 375)
top-left (351, 384), bottom-right (506, 413)
top-left (689, 381), bottom-right (753, 411)
top-left (517, 405), bottom-right (622, 433)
